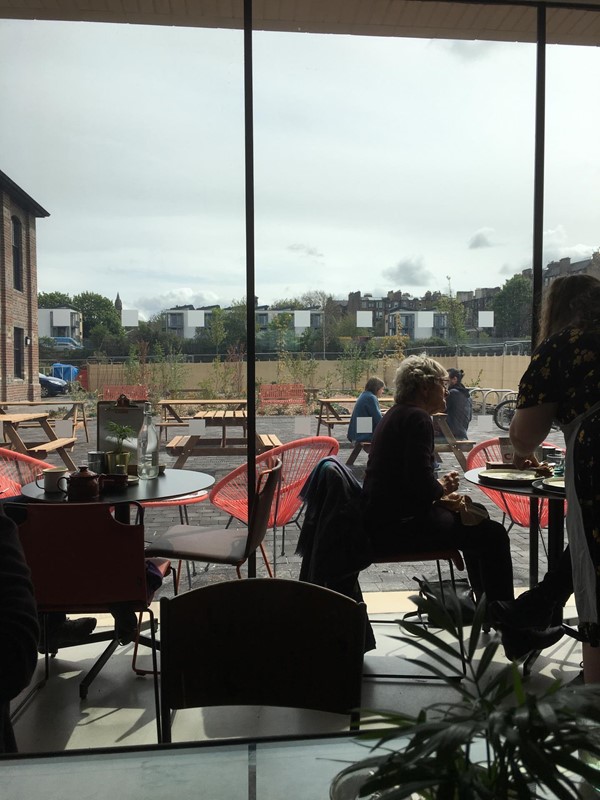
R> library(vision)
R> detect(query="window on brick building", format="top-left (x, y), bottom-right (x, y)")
top-left (14, 328), bottom-right (24, 379)
top-left (12, 216), bottom-right (23, 291)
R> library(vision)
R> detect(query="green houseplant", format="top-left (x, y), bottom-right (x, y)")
top-left (105, 421), bottom-right (136, 472)
top-left (331, 585), bottom-right (600, 800)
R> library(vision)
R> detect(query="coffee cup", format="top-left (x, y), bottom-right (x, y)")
top-left (37, 467), bottom-right (69, 494)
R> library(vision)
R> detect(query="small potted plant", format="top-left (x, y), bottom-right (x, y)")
top-left (330, 586), bottom-right (600, 800)
top-left (105, 421), bottom-right (136, 473)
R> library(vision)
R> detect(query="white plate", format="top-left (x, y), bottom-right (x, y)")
top-left (478, 469), bottom-right (538, 486)
top-left (542, 476), bottom-right (565, 492)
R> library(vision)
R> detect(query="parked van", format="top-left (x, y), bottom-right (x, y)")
top-left (52, 336), bottom-right (83, 350)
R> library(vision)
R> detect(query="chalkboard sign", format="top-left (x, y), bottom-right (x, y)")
top-left (97, 399), bottom-right (144, 464)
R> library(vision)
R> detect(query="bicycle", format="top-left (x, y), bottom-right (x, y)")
top-left (493, 396), bottom-right (560, 432)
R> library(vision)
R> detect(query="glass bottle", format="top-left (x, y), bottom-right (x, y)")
top-left (137, 402), bottom-right (159, 479)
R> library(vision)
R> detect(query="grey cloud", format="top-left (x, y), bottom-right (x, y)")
top-left (468, 229), bottom-right (495, 249)
top-left (436, 40), bottom-right (496, 62)
top-left (382, 257), bottom-right (435, 286)
top-left (287, 243), bottom-right (324, 259)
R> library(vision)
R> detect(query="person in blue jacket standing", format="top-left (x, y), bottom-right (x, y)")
top-left (348, 377), bottom-right (385, 444)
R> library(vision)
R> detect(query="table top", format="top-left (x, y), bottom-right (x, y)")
top-left (20, 468), bottom-right (215, 506)
top-left (0, 400), bottom-right (84, 407)
top-left (464, 467), bottom-right (565, 501)
top-left (1, 412), bottom-right (49, 423)
top-left (0, 735), bottom-right (382, 800)
top-left (158, 399), bottom-right (247, 407)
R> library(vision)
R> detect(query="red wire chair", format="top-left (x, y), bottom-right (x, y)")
top-left (0, 447), bottom-right (50, 496)
top-left (466, 438), bottom-right (557, 531)
top-left (209, 436), bottom-right (340, 566)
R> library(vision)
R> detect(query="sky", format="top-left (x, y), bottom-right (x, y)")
top-left (1, 19), bottom-right (599, 320)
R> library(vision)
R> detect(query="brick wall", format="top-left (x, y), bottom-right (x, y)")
top-left (1, 192), bottom-right (40, 401)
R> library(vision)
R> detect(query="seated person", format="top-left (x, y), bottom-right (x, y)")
top-left (445, 368), bottom-right (472, 440)
top-left (360, 355), bottom-right (563, 660)
top-left (347, 377), bottom-right (385, 444)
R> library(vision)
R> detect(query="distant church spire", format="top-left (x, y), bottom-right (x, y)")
top-left (114, 293), bottom-right (123, 312)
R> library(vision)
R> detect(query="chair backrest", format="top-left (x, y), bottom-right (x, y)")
top-left (243, 459), bottom-right (282, 560)
top-left (466, 438), bottom-right (550, 528)
top-left (159, 578), bottom-right (365, 741)
top-left (209, 436), bottom-right (339, 528)
top-left (0, 447), bottom-right (50, 496)
top-left (6, 501), bottom-right (148, 612)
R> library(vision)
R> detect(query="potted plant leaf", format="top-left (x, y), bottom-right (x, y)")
top-left (331, 585), bottom-right (600, 800)
top-left (105, 421), bottom-right (136, 473)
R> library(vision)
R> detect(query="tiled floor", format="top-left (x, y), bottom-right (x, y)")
top-left (11, 592), bottom-right (583, 754)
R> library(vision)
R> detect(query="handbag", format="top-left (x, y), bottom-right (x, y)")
top-left (404, 575), bottom-right (476, 626)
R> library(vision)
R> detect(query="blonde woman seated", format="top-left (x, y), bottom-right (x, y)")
top-left (361, 356), bottom-right (562, 660)
top-left (362, 355), bottom-right (513, 601)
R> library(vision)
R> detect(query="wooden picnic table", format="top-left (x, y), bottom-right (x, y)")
top-left (157, 398), bottom-right (248, 440)
top-left (1, 412), bottom-right (77, 470)
top-left (315, 395), bottom-right (394, 436)
top-left (432, 413), bottom-right (475, 471)
top-left (0, 399), bottom-right (89, 442)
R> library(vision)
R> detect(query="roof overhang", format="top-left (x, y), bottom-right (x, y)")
top-left (0, 0), bottom-right (599, 46)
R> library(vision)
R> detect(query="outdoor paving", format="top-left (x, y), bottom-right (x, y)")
top-left (31, 406), bottom-right (566, 598)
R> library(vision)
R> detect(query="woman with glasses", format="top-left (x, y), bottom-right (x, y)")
top-left (361, 356), bottom-right (562, 659)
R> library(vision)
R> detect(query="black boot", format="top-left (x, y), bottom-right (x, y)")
top-left (490, 588), bottom-right (557, 631)
top-left (501, 625), bottom-right (564, 662)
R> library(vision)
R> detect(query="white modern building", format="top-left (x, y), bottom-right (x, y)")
top-left (38, 307), bottom-right (82, 342)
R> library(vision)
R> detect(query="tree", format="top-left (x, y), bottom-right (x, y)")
top-left (38, 291), bottom-right (72, 308)
top-left (492, 275), bottom-right (533, 339)
top-left (207, 307), bottom-right (227, 356)
top-left (224, 298), bottom-right (247, 349)
top-left (437, 278), bottom-right (467, 345)
top-left (301, 290), bottom-right (340, 358)
top-left (72, 292), bottom-right (122, 337)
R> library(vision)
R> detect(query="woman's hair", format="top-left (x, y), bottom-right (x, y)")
top-left (394, 356), bottom-right (447, 404)
top-left (364, 376), bottom-right (385, 395)
top-left (538, 274), bottom-right (600, 344)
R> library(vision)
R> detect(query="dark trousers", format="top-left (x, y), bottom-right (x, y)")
top-left (371, 504), bottom-right (514, 602)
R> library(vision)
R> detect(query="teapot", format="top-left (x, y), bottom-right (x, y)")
top-left (66, 465), bottom-right (101, 501)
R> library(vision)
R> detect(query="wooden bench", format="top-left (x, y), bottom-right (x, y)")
top-left (314, 414), bottom-right (352, 435)
top-left (346, 440), bottom-right (370, 465)
top-left (258, 383), bottom-right (306, 413)
top-left (102, 385), bottom-right (149, 402)
top-left (256, 433), bottom-right (283, 452)
top-left (26, 438), bottom-right (77, 457)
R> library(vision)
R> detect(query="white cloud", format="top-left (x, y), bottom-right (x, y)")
top-left (287, 243), bottom-right (324, 259)
top-left (468, 228), bottom-right (495, 249)
top-left (382, 257), bottom-right (435, 286)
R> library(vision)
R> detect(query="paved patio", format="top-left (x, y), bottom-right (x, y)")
top-left (34, 407), bottom-right (566, 598)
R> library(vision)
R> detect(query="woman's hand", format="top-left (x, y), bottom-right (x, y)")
top-left (512, 454), bottom-right (539, 470)
top-left (438, 471), bottom-right (459, 494)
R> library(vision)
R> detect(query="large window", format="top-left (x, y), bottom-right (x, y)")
top-left (11, 216), bottom-right (23, 291)
top-left (13, 327), bottom-right (24, 378)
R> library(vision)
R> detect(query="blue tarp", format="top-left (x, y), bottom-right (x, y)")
top-left (51, 363), bottom-right (79, 382)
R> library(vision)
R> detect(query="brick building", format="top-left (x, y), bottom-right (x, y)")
top-left (0, 169), bottom-right (49, 400)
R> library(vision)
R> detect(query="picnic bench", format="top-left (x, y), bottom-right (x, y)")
top-left (258, 384), bottom-right (307, 413)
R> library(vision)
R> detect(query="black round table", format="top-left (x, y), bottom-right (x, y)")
top-left (21, 468), bottom-right (215, 522)
top-left (464, 467), bottom-right (566, 588)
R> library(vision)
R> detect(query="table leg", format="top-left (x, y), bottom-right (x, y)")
top-left (173, 435), bottom-right (198, 469)
top-left (528, 497), bottom-right (540, 587)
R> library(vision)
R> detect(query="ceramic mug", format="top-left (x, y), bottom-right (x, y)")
top-left (36, 467), bottom-right (69, 494)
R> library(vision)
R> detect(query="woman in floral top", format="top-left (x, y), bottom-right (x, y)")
top-left (509, 274), bottom-right (600, 682)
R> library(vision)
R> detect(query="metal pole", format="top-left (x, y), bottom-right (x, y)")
top-left (532, 5), bottom-right (546, 347)
top-left (244, 0), bottom-right (257, 578)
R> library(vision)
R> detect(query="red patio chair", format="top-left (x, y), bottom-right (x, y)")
top-left (209, 436), bottom-right (340, 564)
top-left (0, 447), bottom-right (49, 496)
top-left (466, 438), bottom-right (556, 531)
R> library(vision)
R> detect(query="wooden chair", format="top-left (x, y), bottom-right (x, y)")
top-left (159, 578), bottom-right (365, 742)
top-left (145, 459), bottom-right (282, 583)
top-left (6, 501), bottom-right (162, 740)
